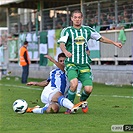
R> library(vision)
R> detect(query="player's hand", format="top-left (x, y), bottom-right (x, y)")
top-left (44, 55), bottom-right (53, 61)
top-left (26, 82), bottom-right (37, 86)
top-left (114, 42), bottom-right (122, 48)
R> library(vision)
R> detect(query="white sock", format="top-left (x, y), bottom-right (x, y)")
top-left (58, 96), bottom-right (74, 109)
top-left (32, 108), bottom-right (43, 114)
top-left (77, 81), bottom-right (82, 94)
top-left (63, 98), bottom-right (74, 109)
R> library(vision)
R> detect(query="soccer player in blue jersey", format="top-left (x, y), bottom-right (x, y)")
top-left (26, 53), bottom-right (87, 114)
top-left (58, 10), bottom-right (122, 113)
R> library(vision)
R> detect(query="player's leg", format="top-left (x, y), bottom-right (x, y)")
top-left (40, 85), bottom-right (54, 104)
top-left (79, 65), bottom-right (93, 101)
top-left (32, 103), bottom-right (59, 113)
top-left (67, 74), bottom-right (78, 103)
top-left (41, 88), bottom-right (75, 113)
top-left (80, 85), bottom-right (92, 113)
top-left (26, 86), bottom-right (57, 113)
top-left (52, 92), bottom-right (75, 111)
top-left (26, 103), bottom-right (59, 114)
top-left (57, 95), bottom-right (88, 114)
top-left (26, 105), bottom-right (41, 113)
top-left (57, 95), bottom-right (74, 110)
top-left (68, 78), bottom-right (78, 102)
top-left (46, 103), bottom-right (60, 113)
top-left (26, 96), bottom-right (88, 114)
top-left (53, 92), bottom-right (88, 114)
top-left (78, 67), bottom-right (93, 113)
top-left (79, 73), bottom-right (93, 102)
top-left (81, 86), bottom-right (93, 101)
top-left (28, 92), bottom-right (77, 114)
top-left (26, 88), bottom-right (50, 114)
top-left (65, 63), bottom-right (79, 103)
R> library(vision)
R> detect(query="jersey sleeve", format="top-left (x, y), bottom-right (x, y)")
top-left (90, 31), bottom-right (101, 41)
top-left (88, 26), bottom-right (101, 41)
top-left (57, 28), bottom-right (69, 44)
top-left (47, 77), bottom-right (50, 82)
top-left (47, 77), bottom-right (51, 82)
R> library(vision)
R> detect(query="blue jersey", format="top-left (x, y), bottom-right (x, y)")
top-left (47, 68), bottom-right (70, 95)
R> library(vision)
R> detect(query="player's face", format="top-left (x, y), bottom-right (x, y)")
top-left (58, 57), bottom-right (65, 66)
top-left (71, 13), bottom-right (83, 27)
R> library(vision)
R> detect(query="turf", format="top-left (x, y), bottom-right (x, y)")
top-left (0, 76), bottom-right (133, 133)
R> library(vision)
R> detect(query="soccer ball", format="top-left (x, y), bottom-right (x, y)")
top-left (13, 99), bottom-right (28, 114)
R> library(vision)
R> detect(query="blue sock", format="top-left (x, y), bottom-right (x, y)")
top-left (58, 96), bottom-right (65, 106)
top-left (41, 106), bottom-right (48, 113)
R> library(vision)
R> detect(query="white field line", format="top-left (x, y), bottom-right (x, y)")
top-left (92, 94), bottom-right (133, 99)
top-left (0, 83), bottom-right (133, 99)
top-left (0, 83), bottom-right (42, 90)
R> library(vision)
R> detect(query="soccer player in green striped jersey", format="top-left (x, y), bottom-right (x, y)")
top-left (58, 10), bottom-right (122, 113)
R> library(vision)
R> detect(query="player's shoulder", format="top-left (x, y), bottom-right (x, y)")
top-left (82, 25), bottom-right (96, 32)
top-left (61, 26), bottom-right (72, 32)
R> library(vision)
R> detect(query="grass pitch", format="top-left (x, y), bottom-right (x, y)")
top-left (0, 76), bottom-right (133, 133)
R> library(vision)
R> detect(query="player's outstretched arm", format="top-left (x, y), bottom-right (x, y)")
top-left (44, 55), bottom-right (65, 72)
top-left (99, 36), bottom-right (122, 48)
top-left (60, 43), bottom-right (72, 58)
top-left (26, 80), bottom-right (49, 87)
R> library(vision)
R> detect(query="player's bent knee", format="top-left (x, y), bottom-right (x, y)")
top-left (70, 79), bottom-right (78, 91)
top-left (46, 103), bottom-right (59, 113)
top-left (84, 86), bottom-right (93, 94)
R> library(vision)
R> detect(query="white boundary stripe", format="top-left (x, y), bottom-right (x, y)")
top-left (0, 83), bottom-right (133, 99)
top-left (92, 94), bottom-right (133, 99)
top-left (0, 83), bottom-right (42, 90)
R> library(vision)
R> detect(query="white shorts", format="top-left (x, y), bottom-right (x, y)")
top-left (41, 85), bottom-right (59, 104)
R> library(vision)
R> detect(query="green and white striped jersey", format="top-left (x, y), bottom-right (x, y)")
top-left (58, 25), bottom-right (101, 65)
